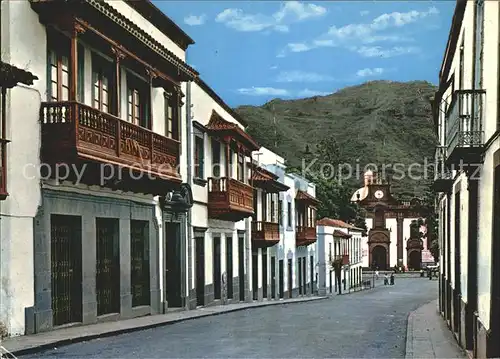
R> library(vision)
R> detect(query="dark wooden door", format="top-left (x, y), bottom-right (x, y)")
top-left (262, 251), bottom-right (268, 298)
top-left (96, 218), bottom-right (120, 316)
top-left (288, 258), bottom-right (293, 298)
top-left (490, 166), bottom-right (500, 357)
top-left (372, 246), bottom-right (387, 271)
top-left (238, 235), bottom-right (245, 301)
top-left (310, 256), bottom-right (314, 294)
top-left (165, 222), bottom-right (182, 307)
top-left (298, 257), bottom-right (303, 295)
top-left (195, 236), bottom-right (205, 306)
top-left (302, 257), bottom-right (307, 294)
top-left (51, 214), bottom-right (82, 326)
top-left (226, 236), bottom-right (233, 299)
top-left (131, 220), bottom-right (150, 307)
top-left (271, 257), bottom-right (276, 299)
top-left (279, 259), bottom-right (284, 298)
top-left (252, 250), bottom-right (258, 300)
top-left (454, 192), bottom-right (461, 335)
top-left (213, 236), bottom-right (221, 300)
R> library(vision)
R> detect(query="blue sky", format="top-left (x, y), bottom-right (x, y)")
top-left (154, 1), bottom-right (455, 107)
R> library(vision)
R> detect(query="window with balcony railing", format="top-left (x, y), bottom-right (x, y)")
top-left (92, 55), bottom-right (113, 114)
top-left (48, 47), bottom-right (70, 102)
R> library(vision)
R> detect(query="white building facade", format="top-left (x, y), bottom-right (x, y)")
top-left (0, 0), bottom-right (324, 339)
top-left (316, 218), bottom-right (363, 295)
top-left (254, 148), bottom-right (319, 298)
top-left (433, 0), bottom-right (499, 357)
top-left (1, 0), bottom-right (199, 336)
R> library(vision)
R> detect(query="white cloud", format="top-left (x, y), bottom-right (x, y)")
top-left (355, 46), bottom-right (420, 58)
top-left (237, 87), bottom-right (291, 96)
top-left (297, 89), bottom-right (330, 97)
top-left (215, 1), bottom-right (326, 33)
top-left (275, 70), bottom-right (334, 83)
top-left (237, 86), bottom-right (330, 98)
top-left (287, 43), bottom-right (313, 53)
top-left (360, 10), bottom-right (370, 16)
top-left (278, 6), bottom-right (438, 56)
top-left (270, 65), bottom-right (278, 70)
top-left (184, 14), bottom-right (206, 26)
top-left (356, 67), bottom-right (385, 77)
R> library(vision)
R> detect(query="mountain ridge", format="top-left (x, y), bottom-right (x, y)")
top-left (235, 80), bottom-right (438, 198)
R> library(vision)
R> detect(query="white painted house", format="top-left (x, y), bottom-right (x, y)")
top-left (432, 0), bottom-right (499, 357)
top-left (0, 61), bottom-right (39, 337)
top-left (253, 147), bottom-right (319, 298)
top-left (316, 218), bottom-right (363, 295)
top-left (186, 78), bottom-right (259, 307)
top-left (1, 0), bottom-right (199, 336)
top-left (0, 0), bottom-right (325, 339)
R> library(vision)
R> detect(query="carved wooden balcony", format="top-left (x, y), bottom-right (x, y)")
top-left (207, 177), bottom-right (254, 221)
top-left (40, 101), bottom-right (180, 195)
top-left (252, 221), bottom-right (280, 248)
top-left (445, 90), bottom-right (486, 166)
top-left (296, 226), bottom-right (317, 246)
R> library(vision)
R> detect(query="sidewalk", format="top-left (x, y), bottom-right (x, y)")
top-left (1, 296), bottom-right (327, 356)
top-left (405, 300), bottom-right (466, 359)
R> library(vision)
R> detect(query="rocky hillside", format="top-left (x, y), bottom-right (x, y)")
top-left (235, 80), bottom-right (438, 197)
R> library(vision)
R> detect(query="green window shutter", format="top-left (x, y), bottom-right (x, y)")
top-left (77, 43), bottom-right (85, 102)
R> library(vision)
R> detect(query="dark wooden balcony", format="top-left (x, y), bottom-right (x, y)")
top-left (296, 226), bottom-right (317, 246)
top-left (252, 221), bottom-right (280, 248)
top-left (208, 177), bottom-right (254, 221)
top-left (40, 101), bottom-right (181, 195)
top-left (445, 90), bottom-right (485, 166)
top-left (432, 146), bottom-right (453, 192)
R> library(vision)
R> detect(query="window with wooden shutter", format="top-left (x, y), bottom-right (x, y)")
top-left (48, 48), bottom-right (70, 102)
top-left (194, 135), bottom-right (204, 179)
top-left (127, 75), bottom-right (149, 128)
top-left (92, 55), bottom-right (112, 113)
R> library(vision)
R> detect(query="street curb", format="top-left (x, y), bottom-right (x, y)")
top-left (404, 299), bottom-right (438, 359)
top-left (404, 300), bottom-right (467, 359)
top-left (6, 296), bottom-right (328, 357)
top-left (404, 307), bottom-right (416, 359)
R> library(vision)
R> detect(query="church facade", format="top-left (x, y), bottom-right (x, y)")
top-left (352, 171), bottom-right (434, 270)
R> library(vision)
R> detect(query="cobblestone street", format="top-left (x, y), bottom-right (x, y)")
top-left (22, 278), bottom-right (437, 358)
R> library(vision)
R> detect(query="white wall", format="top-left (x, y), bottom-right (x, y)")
top-left (0, 0), bottom-right (47, 336)
top-left (104, 0), bottom-right (187, 60)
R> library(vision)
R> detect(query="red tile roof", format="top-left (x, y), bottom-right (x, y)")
top-left (206, 110), bottom-right (259, 151)
top-left (296, 190), bottom-right (320, 205)
top-left (333, 229), bottom-right (352, 238)
top-left (317, 218), bottom-right (364, 232)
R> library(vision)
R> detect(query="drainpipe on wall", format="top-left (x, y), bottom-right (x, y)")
top-left (185, 80), bottom-right (193, 309)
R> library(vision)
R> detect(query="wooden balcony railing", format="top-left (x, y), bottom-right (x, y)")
top-left (208, 177), bottom-right (254, 221)
top-left (341, 254), bottom-right (350, 266)
top-left (445, 90), bottom-right (485, 165)
top-left (296, 226), bottom-right (317, 246)
top-left (40, 101), bottom-right (181, 186)
top-left (0, 139), bottom-right (8, 200)
top-left (252, 221), bottom-right (280, 248)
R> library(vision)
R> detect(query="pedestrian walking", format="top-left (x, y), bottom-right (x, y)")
top-left (375, 270), bottom-right (379, 279)
top-left (384, 274), bottom-right (389, 285)
top-left (390, 273), bottom-right (395, 285)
